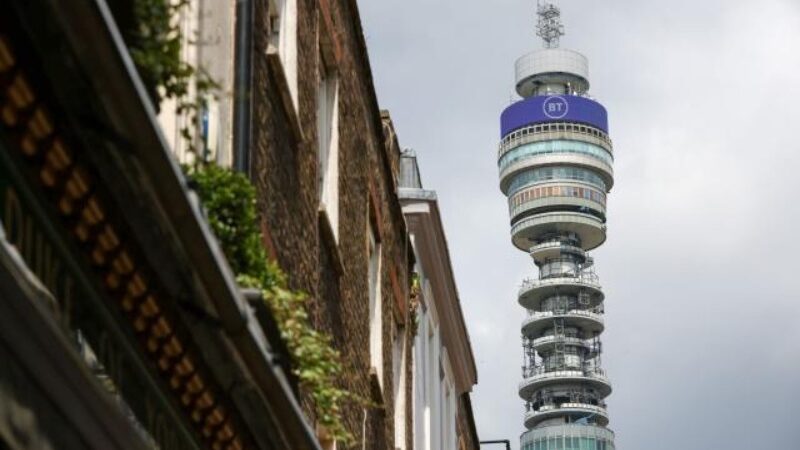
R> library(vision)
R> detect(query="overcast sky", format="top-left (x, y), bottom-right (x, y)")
top-left (358, 1), bottom-right (800, 449)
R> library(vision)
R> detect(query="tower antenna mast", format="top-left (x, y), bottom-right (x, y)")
top-left (536, 1), bottom-right (565, 49)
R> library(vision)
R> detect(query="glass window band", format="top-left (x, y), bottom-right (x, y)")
top-left (507, 166), bottom-right (607, 196)
top-left (500, 122), bottom-right (613, 156)
top-left (499, 139), bottom-right (613, 172)
top-left (510, 184), bottom-right (606, 209)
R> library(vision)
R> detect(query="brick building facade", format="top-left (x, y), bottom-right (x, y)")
top-left (249, 0), bottom-right (414, 447)
top-left (155, 0), bottom-right (481, 448)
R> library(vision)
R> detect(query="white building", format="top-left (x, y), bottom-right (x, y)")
top-left (398, 149), bottom-right (479, 450)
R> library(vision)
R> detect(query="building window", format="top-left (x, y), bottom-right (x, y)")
top-left (413, 311), bottom-right (427, 450)
top-left (199, 96), bottom-right (220, 163)
top-left (268, 0), bottom-right (298, 107)
top-left (368, 227), bottom-right (383, 387)
top-left (442, 382), bottom-right (453, 450)
top-left (317, 59), bottom-right (339, 240)
top-left (426, 324), bottom-right (436, 447)
top-left (392, 322), bottom-right (407, 448)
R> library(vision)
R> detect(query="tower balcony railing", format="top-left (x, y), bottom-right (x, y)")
top-left (530, 401), bottom-right (607, 414)
top-left (510, 211), bottom-right (608, 253)
top-left (524, 403), bottom-right (610, 428)
top-left (522, 311), bottom-right (605, 339)
top-left (526, 306), bottom-right (603, 318)
top-left (522, 365), bottom-right (608, 382)
top-left (523, 342), bottom-right (603, 362)
top-left (498, 122), bottom-right (613, 159)
top-left (542, 267), bottom-right (598, 282)
top-left (519, 273), bottom-right (601, 295)
top-left (530, 335), bottom-right (588, 350)
top-left (519, 367), bottom-right (612, 399)
top-left (529, 241), bottom-right (585, 258)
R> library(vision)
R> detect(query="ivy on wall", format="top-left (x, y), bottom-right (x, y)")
top-left (188, 165), bottom-right (355, 445)
top-left (409, 272), bottom-right (421, 338)
top-left (126, 0), bottom-right (193, 106)
top-left (112, 0), bottom-right (217, 157)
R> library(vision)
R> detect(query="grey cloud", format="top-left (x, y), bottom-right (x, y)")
top-left (359, 1), bottom-right (800, 448)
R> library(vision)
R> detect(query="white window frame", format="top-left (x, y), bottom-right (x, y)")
top-left (317, 60), bottom-right (339, 241)
top-left (392, 323), bottom-right (407, 449)
top-left (268, 0), bottom-right (298, 107)
top-left (413, 307), bottom-right (427, 450)
top-left (368, 227), bottom-right (383, 388)
top-left (440, 354), bottom-right (457, 450)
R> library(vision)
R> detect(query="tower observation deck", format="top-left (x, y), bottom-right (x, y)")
top-left (498, 3), bottom-right (616, 450)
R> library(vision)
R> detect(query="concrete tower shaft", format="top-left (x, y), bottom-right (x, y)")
top-left (498, 3), bottom-right (617, 450)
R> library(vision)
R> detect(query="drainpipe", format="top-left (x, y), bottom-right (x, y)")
top-left (233, 0), bottom-right (253, 174)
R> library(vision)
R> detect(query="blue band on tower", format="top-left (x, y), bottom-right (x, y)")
top-left (500, 95), bottom-right (609, 137)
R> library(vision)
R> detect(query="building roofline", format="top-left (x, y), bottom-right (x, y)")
top-left (400, 189), bottom-right (478, 392)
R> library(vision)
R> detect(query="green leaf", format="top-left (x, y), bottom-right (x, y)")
top-left (188, 163), bottom-right (356, 445)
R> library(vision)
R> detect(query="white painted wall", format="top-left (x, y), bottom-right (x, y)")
top-left (411, 260), bottom-right (459, 450)
top-left (157, 0), bottom-right (236, 166)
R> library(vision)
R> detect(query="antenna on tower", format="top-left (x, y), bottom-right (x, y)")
top-left (536, 0), bottom-right (565, 49)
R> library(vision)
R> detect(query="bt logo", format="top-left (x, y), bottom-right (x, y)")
top-left (543, 96), bottom-right (569, 119)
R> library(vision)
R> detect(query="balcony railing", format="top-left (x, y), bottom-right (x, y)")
top-left (526, 307), bottom-right (604, 319)
top-left (519, 274), bottom-right (601, 296)
top-left (521, 366), bottom-right (608, 381)
top-left (530, 402), bottom-right (607, 415)
top-left (498, 122), bottom-right (614, 159)
top-left (524, 403), bottom-right (609, 427)
top-left (529, 241), bottom-right (585, 257)
top-left (530, 335), bottom-right (587, 349)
